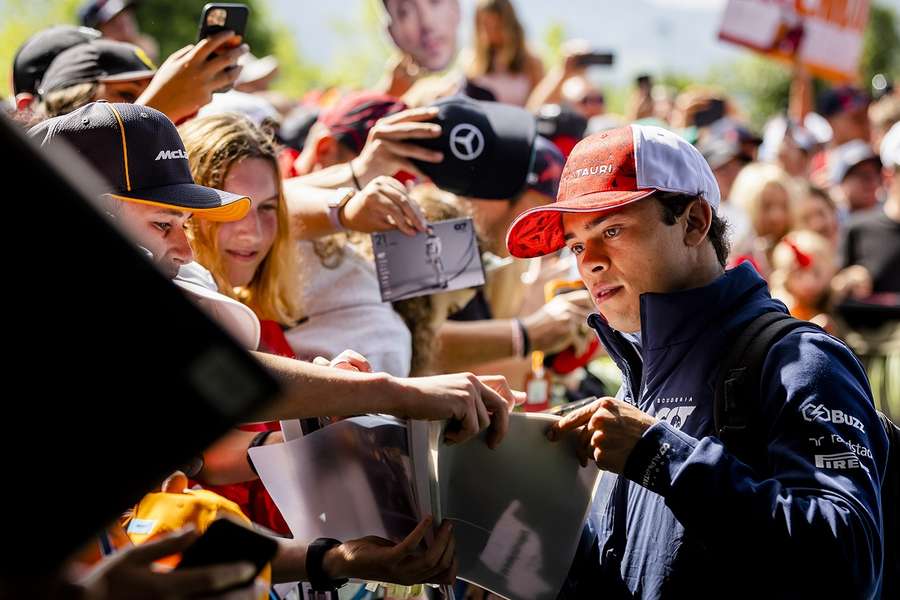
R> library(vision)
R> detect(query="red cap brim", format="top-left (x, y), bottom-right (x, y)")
top-left (506, 189), bottom-right (655, 258)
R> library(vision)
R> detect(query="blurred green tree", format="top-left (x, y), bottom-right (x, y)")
top-left (0, 0), bottom-right (322, 100)
top-left (861, 3), bottom-right (900, 89)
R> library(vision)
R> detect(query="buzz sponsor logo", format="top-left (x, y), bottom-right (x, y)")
top-left (800, 403), bottom-right (865, 433)
top-left (814, 451), bottom-right (861, 470)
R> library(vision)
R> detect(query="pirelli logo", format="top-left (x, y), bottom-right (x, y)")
top-left (815, 452), bottom-right (861, 470)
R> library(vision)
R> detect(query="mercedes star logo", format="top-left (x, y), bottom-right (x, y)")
top-left (449, 123), bottom-right (485, 161)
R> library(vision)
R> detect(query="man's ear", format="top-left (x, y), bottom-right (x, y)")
top-left (683, 198), bottom-right (713, 248)
top-left (314, 134), bottom-right (340, 168)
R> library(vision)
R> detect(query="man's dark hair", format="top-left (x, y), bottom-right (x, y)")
top-left (654, 192), bottom-right (730, 267)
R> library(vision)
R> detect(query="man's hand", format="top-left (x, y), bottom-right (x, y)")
top-left (136, 31), bottom-right (248, 123)
top-left (325, 517), bottom-right (457, 586)
top-left (831, 265), bottom-right (873, 302)
top-left (393, 373), bottom-right (524, 448)
top-left (548, 397), bottom-right (657, 473)
top-left (78, 528), bottom-right (258, 600)
top-left (340, 175), bottom-right (428, 236)
top-left (523, 290), bottom-right (595, 355)
top-left (351, 107), bottom-right (443, 186)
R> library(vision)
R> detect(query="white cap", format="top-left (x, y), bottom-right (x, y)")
top-left (880, 122), bottom-right (900, 169)
top-left (828, 139), bottom-right (881, 185)
top-left (174, 262), bottom-right (260, 351)
top-left (197, 90), bottom-right (280, 127)
top-left (235, 53), bottom-right (278, 86)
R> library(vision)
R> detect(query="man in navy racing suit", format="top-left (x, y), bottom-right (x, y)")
top-left (505, 124), bottom-right (888, 599)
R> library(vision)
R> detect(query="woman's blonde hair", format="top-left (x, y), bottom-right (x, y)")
top-left (38, 82), bottom-right (98, 117)
top-left (178, 113), bottom-right (302, 326)
top-left (730, 162), bottom-right (797, 234)
top-left (467, 0), bottom-right (528, 77)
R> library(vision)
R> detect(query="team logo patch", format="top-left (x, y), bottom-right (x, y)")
top-left (801, 403), bottom-right (865, 433)
top-left (449, 123), bottom-right (485, 161)
top-left (815, 452), bottom-right (861, 470)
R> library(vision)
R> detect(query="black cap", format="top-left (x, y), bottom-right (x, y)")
top-left (28, 102), bottom-right (250, 221)
top-left (525, 135), bottom-right (565, 200)
top-left (38, 39), bottom-right (155, 97)
top-left (536, 103), bottom-right (588, 142)
top-left (12, 25), bottom-right (101, 95)
top-left (817, 86), bottom-right (870, 118)
top-left (412, 96), bottom-right (537, 199)
top-left (79, 0), bottom-right (133, 28)
top-left (277, 105), bottom-right (320, 151)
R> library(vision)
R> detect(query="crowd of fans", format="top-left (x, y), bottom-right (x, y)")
top-left (5, 0), bottom-right (898, 598)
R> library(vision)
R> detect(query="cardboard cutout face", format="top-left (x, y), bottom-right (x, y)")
top-left (383, 0), bottom-right (461, 72)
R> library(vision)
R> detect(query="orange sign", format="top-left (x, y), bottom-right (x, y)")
top-left (718, 0), bottom-right (870, 82)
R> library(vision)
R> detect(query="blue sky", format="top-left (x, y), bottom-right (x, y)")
top-left (270, 0), bottom-right (900, 85)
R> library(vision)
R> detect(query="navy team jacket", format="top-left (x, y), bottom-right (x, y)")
top-left (559, 262), bottom-right (888, 599)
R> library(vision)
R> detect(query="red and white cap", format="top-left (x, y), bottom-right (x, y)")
top-left (506, 124), bottom-right (720, 259)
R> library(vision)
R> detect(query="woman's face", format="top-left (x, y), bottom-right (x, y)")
top-left (787, 259), bottom-right (834, 306)
top-left (755, 182), bottom-right (792, 241)
top-left (213, 157), bottom-right (279, 288)
top-left (476, 10), bottom-right (505, 48)
top-left (385, 0), bottom-right (460, 72)
top-left (797, 194), bottom-right (839, 244)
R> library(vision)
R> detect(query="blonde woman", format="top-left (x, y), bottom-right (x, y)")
top-left (464, 0), bottom-right (543, 106)
top-left (178, 113), bottom-right (304, 533)
top-left (729, 162), bottom-right (797, 277)
top-left (179, 113), bottom-right (302, 343)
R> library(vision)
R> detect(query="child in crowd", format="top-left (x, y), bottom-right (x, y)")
top-left (794, 185), bottom-right (840, 247)
top-left (770, 229), bottom-right (837, 328)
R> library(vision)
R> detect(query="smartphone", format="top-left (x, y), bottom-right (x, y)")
top-left (575, 51), bottom-right (615, 68)
top-left (636, 74), bottom-right (653, 91)
top-left (176, 518), bottom-right (278, 588)
top-left (197, 3), bottom-right (250, 42)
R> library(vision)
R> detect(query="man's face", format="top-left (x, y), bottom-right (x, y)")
top-left (840, 159), bottom-right (882, 212)
top-left (562, 199), bottom-right (693, 333)
top-left (293, 124), bottom-right (357, 175)
top-left (116, 200), bottom-right (193, 279)
top-left (99, 9), bottom-right (140, 43)
top-left (562, 77), bottom-right (605, 120)
top-left (385, 0), bottom-right (460, 72)
top-left (96, 78), bottom-right (151, 103)
top-left (828, 106), bottom-right (870, 146)
top-left (467, 189), bottom-right (551, 256)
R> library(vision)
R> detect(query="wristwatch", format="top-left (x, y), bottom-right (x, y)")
top-left (306, 537), bottom-right (348, 592)
top-left (327, 187), bottom-right (355, 232)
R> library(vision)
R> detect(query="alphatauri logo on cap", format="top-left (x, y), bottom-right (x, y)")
top-left (449, 123), bottom-right (485, 161)
top-left (155, 149), bottom-right (188, 161)
top-left (573, 164), bottom-right (615, 178)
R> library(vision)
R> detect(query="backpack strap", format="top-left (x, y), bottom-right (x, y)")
top-left (714, 312), bottom-right (817, 454)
